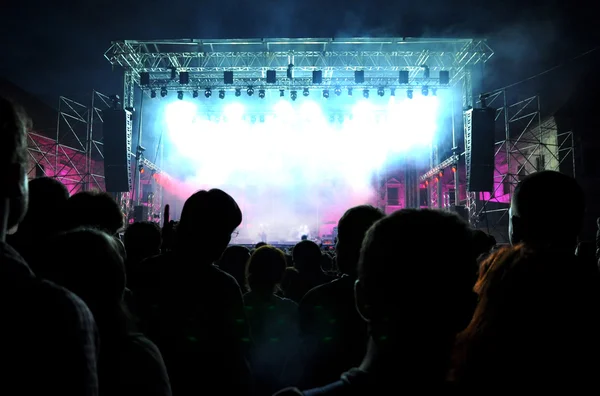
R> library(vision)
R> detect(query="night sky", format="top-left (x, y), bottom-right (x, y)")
top-left (0, 0), bottom-right (595, 106)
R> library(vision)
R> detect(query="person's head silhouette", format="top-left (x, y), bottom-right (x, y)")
top-left (176, 188), bottom-right (242, 265)
top-left (292, 239), bottom-right (322, 274)
top-left (18, 177), bottom-right (69, 236)
top-left (336, 205), bottom-right (384, 277)
top-left (510, 171), bottom-right (584, 251)
top-left (355, 209), bottom-right (476, 380)
top-left (65, 191), bottom-right (124, 235)
top-left (0, 97), bottom-right (29, 241)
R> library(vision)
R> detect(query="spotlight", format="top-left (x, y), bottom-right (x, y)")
top-left (138, 164), bottom-right (145, 174)
top-left (406, 89), bottom-right (413, 99)
top-left (150, 90), bottom-right (156, 98)
top-left (160, 87), bottom-right (168, 97)
top-left (390, 88), bottom-right (396, 96)
top-left (235, 88), bottom-right (242, 97)
top-left (192, 90), bottom-right (198, 98)
top-left (303, 88), bottom-right (309, 97)
top-left (377, 87), bottom-right (385, 97)
top-left (204, 88), bottom-right (212, 98)
top-left (177, 91), bottom-right (184, 100)
top-left (432, 88), bottom-right (438, 96)
top-left (290, 90), bottom-right (298, 101)
top-left (334, 86), bottom-right (342, 96)
top-left (347, 88), bottom-right (353, 96)
top-left (323, 89), bottom-right (329, 98)
top-left (279, 89), bottom-right (285, 97)
top-left (363, 89), bottom-right (369, 99)
top-left (219, 90), bottom-right (225, 99)
top-left (247, 87), bottom-right (254, 96)
top-left (421, 86), bottom-right (429, 96)
top-left (258, 89), bottom-right (266, 99)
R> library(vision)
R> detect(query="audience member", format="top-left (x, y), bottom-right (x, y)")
top-left (218, 244), bottom-right (251, 292)
top-left (298, 205), bottom-right (384, 388)
top-left (64, 191), bottom-right (124, 235)
top-left (0, 97), bottom-right (100, 395)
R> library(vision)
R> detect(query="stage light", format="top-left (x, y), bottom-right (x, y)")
top-left (279, 89), bottom-right (285, 97)
top-left (323, 89), bottom-right (329, 98)
top-left (303, 88), bottom-right (309, 97)
top-left (377, 87), bottom-right (385, 97)
top-left (192, 90), bottom-right (198, 98)
top-left (160, 87), bottom-right (168, 97)
top-left (347, 88), bottom-right (353, 96)
top-left (205, 88), bottom-right (212, 98)
top-left (421, 65), bottom-right (430, 78)
top-left (138, 164), bottom-right (145, 174)
top-left (406, 89), bottom-right (413, 99)
top-left (150, 90), bottom-right (156, 98)
top-left (258, 89), bottom-right (266, 99)
top-left (177, 91), bottom-right (184, 100)
top-left (287, 63), bottom-right (294, 79)
top-left (219, 90), bottom-right (225, 99)
top-left (432, 88), bottom-right (438, 96)
top-left (451, 166), bottom-right (457, 173)
top-left (247, 87), bottom-right (254, 96)
top-left (363, 89), bottom-right (369, 99)
top-left (390, 88), bottom-right (396, 96)
top-left (421, 86), bottom-right (429, 96)
top-left (235, 88), bottom-right (241, 97)
top-left (334, 86), bottom-right (341, 96)
top-left (290, 90), bottom-right (298, 101)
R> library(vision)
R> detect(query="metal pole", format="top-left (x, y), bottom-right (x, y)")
top-left (134, 90), bottom-right (144, 205)
top-left (451, 88), bottom-right (460, 205)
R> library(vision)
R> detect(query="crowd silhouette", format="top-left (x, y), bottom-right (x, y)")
top-left (2, 96), bottom-right (600, 395)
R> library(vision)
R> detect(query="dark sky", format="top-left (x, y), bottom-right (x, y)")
top-left (0, 0), bottom-right (595, 105)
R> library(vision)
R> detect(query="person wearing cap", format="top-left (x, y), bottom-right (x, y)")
top-left (135, 189), bottom-right (252, 396)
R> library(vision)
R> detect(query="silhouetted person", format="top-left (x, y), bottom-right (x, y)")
top-left (218, 245), bottom-right (251, 293)
top-left (276, 209), bottom-right (477, 395)
top-left (244, 246), bottom-right (299, 394)
top-left (287, 240), bottom-right (330, 302)
top-left (471, 229), bottom-right (495, 262)
top-left (136, 189), bottom-right (252, 395)
top-left (123, 221), bottom-right (162, 291)
top-left (0, 97), bottom-right (100, 395)
top-left (298, 205), bottom-right (384, 388)
top-left (8, 176), bottom-right (69, 267)
top-left (452, 245), bottom-right (600, 391)
top-left (41, 228), bottom-right (171, 396)
top-left (64, 191), bottom-right (124, 235)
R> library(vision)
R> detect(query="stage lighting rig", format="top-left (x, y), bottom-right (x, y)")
top-left (205, 88), bottom-right (212, 98)
top-left (334, 86), bottom-right (342, 96)
top-left (177, 91), bottom-right (184, 100)
top-left (421, 86), bottom-right (429, 96)
top-left (323, 89), bottom-right (330, 98)
top-left (160, 87), bottom-right (167, 97)
top-left (150, 90), bottom-right (157, 98)
top-left (235, 88), bottom-right (242, 97)
top-left (192, 90), bottom-right (199, 98)
top-left (377, 87), bottom-right (385, 97)
top-left (219, 90), bottom-right (226, 99)
top-left (363, 89), bottom-right (369, 99)
top-left (407, 89), bottom-right (413, 99)
top-left (258, 89), bottom-right (266, 99)
top-left (247, 87), bottom-right (254, 96)
top-left (303, 88), bottom-right (309, 97)
top-left (348, 88), bottom-right (353, 96)
top-left (109, 95), bottom-right (121, 109)
top-left (279, 89), bottom-right (285, 97)
top-left (390, 88), bottom-right (396, 96)
top-left (290, 90), bottom-right (298, 101)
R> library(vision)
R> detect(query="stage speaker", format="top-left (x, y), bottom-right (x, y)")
top-left (312, 70), bottom-right (323, 84)
top-left (103, 109), bottom-right (131, 192)
top-left (266, 70), bottom-right (277, 83)
top-left (467, 108), bottom-right (496, 192)
top-left (224, 71), bottom-right (234, 84)
top-left (140, 72), bottom-right (150, 86)
top-left (354, 70), bottom-right (364, 83)
top-left (439, 70), bottom-right (450, 85)
top-left (133, 205), bottom-right (149, 223)
top-left (399, 70), bottom-right (409, 84)
top-left (179, 72), bottom-right (189, 85)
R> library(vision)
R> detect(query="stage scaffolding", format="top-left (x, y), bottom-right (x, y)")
top-left (26, 91), bottom-right (164, 222)
top-left (419, 91), bottom-right (575, 242)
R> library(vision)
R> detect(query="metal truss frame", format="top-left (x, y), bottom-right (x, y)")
top-left (105, 37), bottom-right (493, 108)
